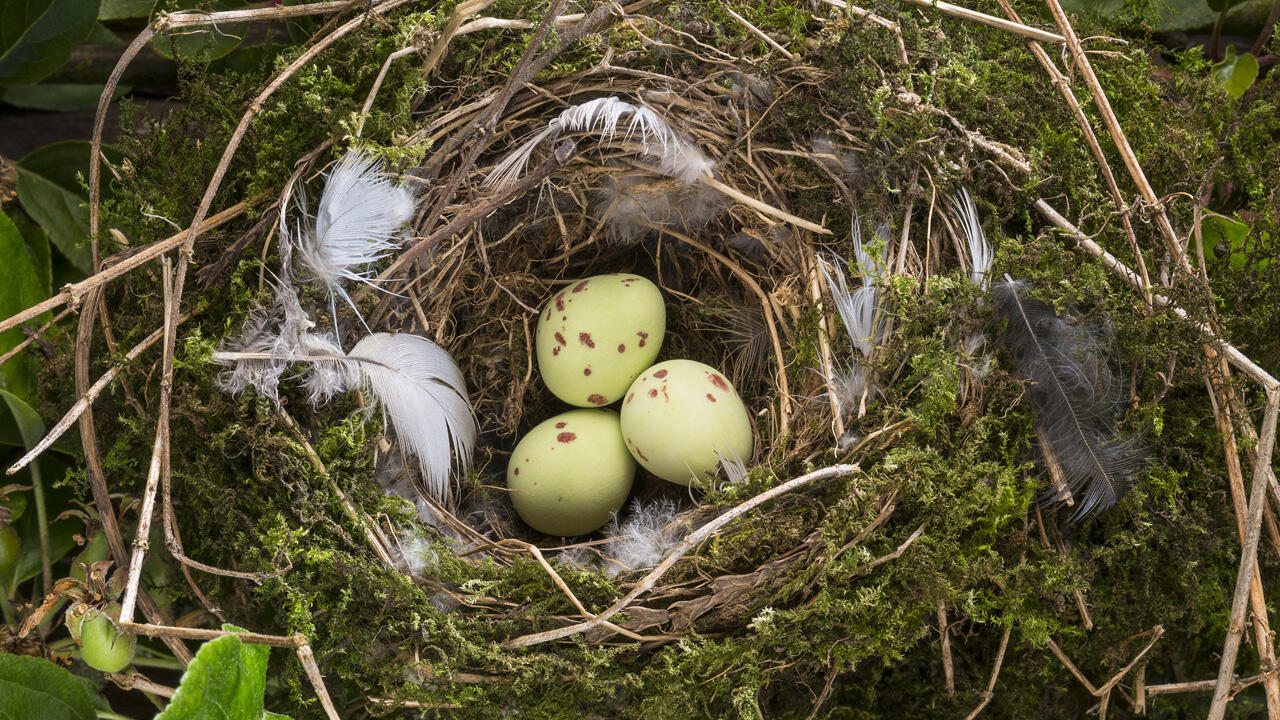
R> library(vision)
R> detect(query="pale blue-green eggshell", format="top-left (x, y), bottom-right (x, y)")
top-left (507, 409), bottom-right (635, 536)
top-left (619, 360), bottom-right (754, 486)
top-left (535, 274), bottom-right (665, 407)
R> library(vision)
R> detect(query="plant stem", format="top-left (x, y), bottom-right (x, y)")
top-left (31, 459), bottom-right (51, 594)
top-left (1211, 6), bottom-right (1229, 62)
top-left (0, 587), bottom-right (14, 625)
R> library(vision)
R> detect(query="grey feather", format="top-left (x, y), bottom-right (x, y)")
top-left (993, 280), bottom-right (1144, 521)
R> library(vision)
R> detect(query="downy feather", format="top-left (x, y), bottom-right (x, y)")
top-left (602, 498), bottom-right (683, 578)
top-left (295, 150), bottom-right (416, 327)
top-left (485, 96), bottom-right (715, 189)
top-left (591, 171), bottom-right (725, 244)
top-left (993, 280), bottom-right (1144, 521)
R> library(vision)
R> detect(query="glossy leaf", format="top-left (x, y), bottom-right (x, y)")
top-left (12, 213), bottom-right (52, 296)
top-left (0, 210), bottom-right (48, 396)
top-left (1202, 212), bottom-right (1265, 270)
top-left (99, 0), bottom-right (155, 21)
top-left (0, 0), bottom-right (101, 86)
top-left (1212, 46), bottom-right (1259, 99)
top-left (15, 140), bottom-right (99, 273)
top-left (0, 654), bottom-right (96, 720)
top-left (151, 1), bottom-right (247, 64)
top-left (2, 82), bottom-right (127, 112)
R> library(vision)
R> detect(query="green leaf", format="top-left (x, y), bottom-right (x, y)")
top-left (0, 0), bottom-right (102, 86)
top-left (151, 1), bottom-right (247, 64)
top-left (12, 214), bottom-right (52, 296)
top-left (99, 0), bottom-right (156, 21)
top-left (1202, 212), bottom-right (1262, 270)
top-left (0, 210), bottom-right (49, 396)
top-left (155, 625), bottom-right (275, 720)
top-left (85, 22), bottom-right (123, 45)
top-left (14, 140), bottom-right (101, 274)
top-left (1, 83), bottom-right (127, 112)
top-left (1212, 46), bottom-right (1259, 99)
top-left (0, 654), bottom-right (97, 720)
top-left (1, 487), bottom-right (28, 522)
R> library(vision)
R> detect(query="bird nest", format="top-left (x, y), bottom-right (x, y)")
top-left (16, 0), bottom-right (1280, 717)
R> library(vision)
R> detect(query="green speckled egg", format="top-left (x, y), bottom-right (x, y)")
top-left (536, 274), bottom-right (665, 407)
top-left (619, 360), bottom-right (754, 486)
top-left (507, 409), bottom-right (635, 536)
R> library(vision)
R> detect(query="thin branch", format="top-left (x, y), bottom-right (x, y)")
top-left (0, 201), bottom-right (249, 337)
top-left (995, 0), bottom-right (1151, 304)
top-left (8, 314), bottom-right (189, 476)
top-left (963, 625), bottom-right (1012, 720)
top-left (725, 7), bottom-right (796, 60)
top-left (939, 601), bottom-right (955, 698)
top-left (893, 0), bottom-right (1066, 43)
top-left (1041, 0), bottom-right (1185, 267)
top-left (505, 464), bottom-right (860, 648)
top-left (1034, 200), bottom-right (1279, 392)
top-left (0, 308), bottom-right (72, 370)
top-left (1209, 391), bottom-right (1280, 720)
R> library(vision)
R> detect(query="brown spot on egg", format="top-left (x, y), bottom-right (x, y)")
top-left (648, 389), bottom-right (658, 398)
top-left (554, 332), bottom-right (566, 346)
top-left (587, 394), bottom-right (608, 405)
top-left (555, 422), bottom-right (566, 428)
top-left (617, 343), bottom-right (626, 353)
top-left (557, 432), bottom-right (576, 443)
top-left (627, 392), bottom-right (635, 404)
top-left (634, 447), bottom-right (649, 461)
top-left (709, 374), bottom-right (729, 391)
top-left (636, 331), bottom-right (648, 347)
top-left (706, 393), bottom-right (717, 402)
top-left (552, 347), bottom-right (560, 356)
top-left (654, 369), bottom-right (667, 378)
top-left (572, 280), bottom-right (589, 293)
top-left (583, 368), bottom-right (592, 376)
top-left (579, 332), bottom-right (594, 348)
top-left (555, 294), bottom-right (565, 312)
top-left (513, 468), bottom-right (519, 475)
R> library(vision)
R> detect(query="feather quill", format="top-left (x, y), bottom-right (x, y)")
top-left (485, 96), bottom-right (715, 189)
top-left (993, 280), bottom-right (1144, 520)
top-left (294, 150), bottom-right (416, 328)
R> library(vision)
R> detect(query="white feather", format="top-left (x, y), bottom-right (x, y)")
top-left (295, 150), bottom-right (416, 325)
top-left (336, 333), bottom-right (477, 505)
top-left (485, 96), bottom-right (715, 189)
top-left (602, 498), bottom-right (683, 578)
top-left (215, 331), bottom-right (476, 505)
top-left (821, 256), bottom-right (880, 359)
top-left (951, 188), bottom-right (992, 288)
top-left (216, 278), bottom-right (323, 403)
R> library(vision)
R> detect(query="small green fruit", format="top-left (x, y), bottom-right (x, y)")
top-left (73, 603), bottom-right (136, 673)
top-left (619, 360), bottom-right (754, 486)
top-left (535, 274), bottom-right (665, 407)
top-left (507, 409), bottom-right (635, 536)
top-left (0, 522), bottom-right (18, 578)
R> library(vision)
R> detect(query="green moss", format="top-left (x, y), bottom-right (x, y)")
top-left (57, 0), bottom-right (1280, 717)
